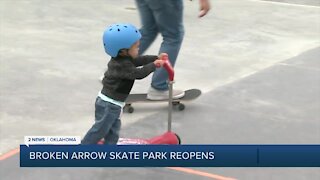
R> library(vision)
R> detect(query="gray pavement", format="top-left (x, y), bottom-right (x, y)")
top-left (0, 0), bottom-right (320, 180)
top-left (262, 0), bottom-right (320, 6)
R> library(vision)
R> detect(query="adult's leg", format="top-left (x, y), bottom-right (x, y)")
top-left (136, 0), bottom-right (159, 55)
top-left (148, 0), bottom-right (185, 90)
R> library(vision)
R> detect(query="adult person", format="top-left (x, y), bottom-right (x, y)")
top-left (135, 0), bottom-right (211, 100)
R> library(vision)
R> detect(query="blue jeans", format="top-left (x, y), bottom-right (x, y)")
top-left (136, 0), bottom-right (184, 90)
top-left (81, 97), bottom-right (122, 145)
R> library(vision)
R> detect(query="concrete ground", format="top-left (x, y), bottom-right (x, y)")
top-left (0, 0), bottom-right (319, 179)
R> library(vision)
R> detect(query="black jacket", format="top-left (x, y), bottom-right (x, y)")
top-left (101, 55), bottom-right (158, 102)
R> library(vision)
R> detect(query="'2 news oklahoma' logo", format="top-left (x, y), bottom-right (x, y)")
top-left (24, 136), bottom-right (81, 146)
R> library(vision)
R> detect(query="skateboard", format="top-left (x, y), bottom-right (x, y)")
top-left (124, 89), bottom-right (201, 113)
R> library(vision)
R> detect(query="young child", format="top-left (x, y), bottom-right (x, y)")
top-left (81, 23), bottom-right (166, 144)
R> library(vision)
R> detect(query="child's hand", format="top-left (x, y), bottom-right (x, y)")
top-left (154, 59), bottom-right (165, 68)
top-left (158, 53), bottom-right (168, 60)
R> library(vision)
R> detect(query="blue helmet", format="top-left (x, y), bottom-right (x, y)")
top-left (103, 23), bottom-right (141, 57)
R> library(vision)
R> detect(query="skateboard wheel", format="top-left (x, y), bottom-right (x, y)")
top-left (128, 106), bottom-right (134, 113)
top-left (124, 104), bottom-right (134, 113)
top-left (178, 104), bottom-right (185, 111)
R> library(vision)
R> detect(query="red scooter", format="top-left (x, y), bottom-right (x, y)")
top-left (99, 55), bottom-right (181, 145)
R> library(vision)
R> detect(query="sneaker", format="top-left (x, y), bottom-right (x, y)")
top-left (147, 87), bottom-right (185, 100)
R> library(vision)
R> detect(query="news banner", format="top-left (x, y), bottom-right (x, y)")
top-left (20, 136), bottom-right (320, 167)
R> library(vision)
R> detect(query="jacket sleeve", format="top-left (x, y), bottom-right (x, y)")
top-left (123, 63), bottom-right (156, 80)
top-left (131, 55), bottom-right (158, 67)
top-left (108, 62), bottom-right (156, 80)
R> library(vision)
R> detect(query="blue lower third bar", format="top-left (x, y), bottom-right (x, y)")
top-left (20, 145), bottom-right (320, 167)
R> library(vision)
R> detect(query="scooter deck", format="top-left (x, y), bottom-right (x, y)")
top-left (98, 138), bottom-right (148, 145)
top-left (98, 132), bottom-right (181, 145)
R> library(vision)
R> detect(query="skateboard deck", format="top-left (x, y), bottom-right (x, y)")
top-left (124, 89), bottom-right (201, 113)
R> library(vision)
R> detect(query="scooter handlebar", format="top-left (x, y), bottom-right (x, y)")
top-left (162, 54), bottom-right (174, 81)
